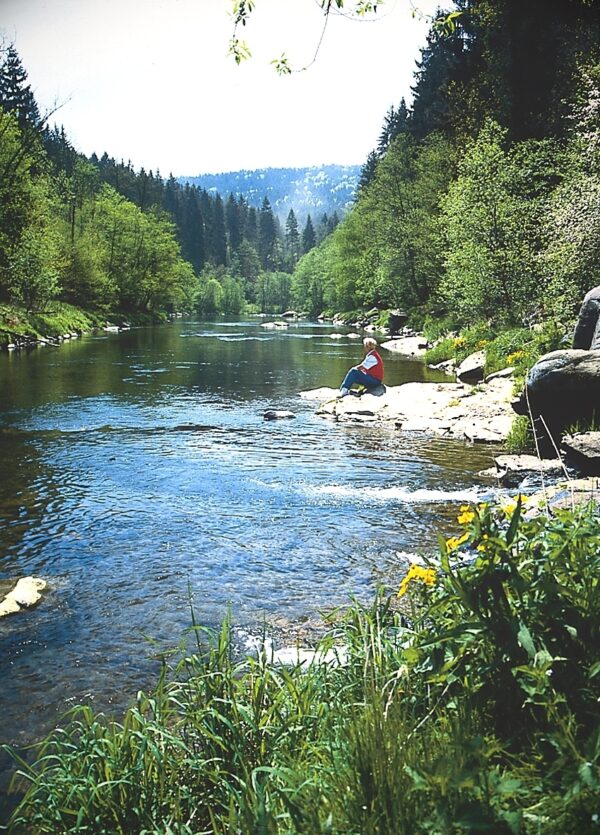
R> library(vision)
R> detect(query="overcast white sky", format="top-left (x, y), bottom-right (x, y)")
top-left (1, 0), bottom-right (441, 176)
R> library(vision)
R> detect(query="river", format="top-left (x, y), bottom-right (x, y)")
top-left (0, 317), bottom-right (497, 753)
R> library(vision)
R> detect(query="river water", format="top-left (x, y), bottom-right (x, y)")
top-left (0, 317), bottom-right (497, 752)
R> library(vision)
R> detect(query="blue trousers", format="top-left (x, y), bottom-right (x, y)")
top-left (340, 368), bottom-right (382, 391)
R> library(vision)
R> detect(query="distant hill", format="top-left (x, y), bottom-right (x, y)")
top-left (178, 164), bottom-right (360, 223)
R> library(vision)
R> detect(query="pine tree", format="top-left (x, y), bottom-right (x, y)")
top-left (0, 44), bottom-right (41, 131)
top-left (245, 205), bottom-right (258, 245)
top-left (181, 186), bottom-right (205, 272)
top-left (358, 151), bottom-right (379, 193)
top-left (43, 124), bottom-right (77, 174)
top-left (226, 193), bottom-right (242, 252)
top-left (259, 197), bottom-right (277, 269)
top-left (301, 214), bottom-right (316, 254)
top-left (285, 208), bottom-right (300, 268)
top-left (376, 100), bottom-right (410, 157)
top-left (212, 194), bottom-right (227, 266)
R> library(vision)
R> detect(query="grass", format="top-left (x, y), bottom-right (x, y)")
top-left (4, 500), bottom-right (600, 833)
top-left (0, 302), bottom-right (170, 347)
top-left (0, 302), bottom-right (102, 346)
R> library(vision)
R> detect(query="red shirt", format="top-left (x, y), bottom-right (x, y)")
top-left (361, 349), bottom-right (384, 381)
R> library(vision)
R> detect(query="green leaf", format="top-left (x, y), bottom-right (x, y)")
top-left (517, 622), bottom-right (536, 659)
top-left (506, 495), bottom-right (522, 545)
top-left (589, 660), bottom-right (600, 679)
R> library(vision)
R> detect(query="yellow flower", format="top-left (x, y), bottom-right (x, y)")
top-left (398, 565), bottom-right (437, 597)
top-left (457, 509), bottom-right (476, 525)
top-left (504, 493), bottom-right (529, 515)
top-left (445, 532), bottom-right (469, 551)
top-left (506, 350), bottom-right (524, 365)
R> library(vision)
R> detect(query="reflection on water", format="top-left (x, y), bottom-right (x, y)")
top-left (0, 318), bottom-right (499, 750)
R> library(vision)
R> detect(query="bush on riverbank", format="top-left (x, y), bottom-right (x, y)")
top-left (424, 321), bottom-right (566, 384)
top-left (0, 303), bottom-right (171, 348)
top-left (0, 303), bottom-right (102, 346)
top-left (4, 500), bottom-right (599, 833)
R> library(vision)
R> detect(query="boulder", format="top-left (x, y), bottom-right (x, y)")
top-left (512, 349), bottom-right (600, 456)
top-left (491, 454), bottom-right (566, 487)
top-left (573, 286), bottom-right (600, 350)
top-left (456, 351), bottom-right (486, 384)
top-left (263, 410), bottom-right (296, 420)
top-left (0, 577), bottom-right (47, 618)
top-left (485, 367), bottom-right (515, 383)
top-left (388, 309), bottom-right (408, 335)
top-left (429, 359), bottom-right (456, 375)
top-left (525, 477), bottom-right (600, 514)
top-left (562, 432), bottom-right (600, 474)
top-left (380, 335), bottom-right (428, 356)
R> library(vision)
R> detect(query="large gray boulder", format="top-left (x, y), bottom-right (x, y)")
top-left (562, 432), bottom-right (600, 474)
top-left (388, 309), bottom-right (408, 335)
top-left (490, 454), bottom-right (566, 487)
top-left (456, 351), bottom-right (486, 384)
top-left (513, 349), bottom-right (600, 455)
top-left (573, 286), bottom-right (600, 350)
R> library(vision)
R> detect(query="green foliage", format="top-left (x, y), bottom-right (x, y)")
top-left (504, 415), bottom-right (534, 454)
top-left (0, 302), bottom-right (104, 346)
top-left (6, 502), bottom-right (599, 833)
top-left (424, 336), bottom-right (456, 365)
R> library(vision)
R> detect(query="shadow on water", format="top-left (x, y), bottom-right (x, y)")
top-left (0, 318), bottom-right (499, 799)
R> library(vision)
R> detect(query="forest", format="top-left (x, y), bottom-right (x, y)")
top-left (2, 0), bottom-right (600, 343)
top-left (0, 42), bottom-right (338, 330)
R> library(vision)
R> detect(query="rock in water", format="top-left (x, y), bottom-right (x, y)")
top-left (263, 410), bottom-right (296, 421)
top-left (0, 577), bottom-right (47, 617)
top-left (491, 454), bottom-right (566, 487)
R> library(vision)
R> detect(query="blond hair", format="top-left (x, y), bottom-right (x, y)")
top-left (363, 337), bottom-right (378, 349)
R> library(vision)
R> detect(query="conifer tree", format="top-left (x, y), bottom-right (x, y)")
top-left (245, 205), bottom-right (258, 245)
top-left (212, 193), bottom-right (228, 266)
top-left (285, 208), bottom-right (300, 268)
top-left (226, 193), bottom-right (242, 252)
top-left (259, 196), bottom-right (277, 269)
top-left (301, 214), bottom-right (316, 254)
top-left (358, 151), bottom-right (379, 193)
top-left (0, 44), bottom-right (41, 131)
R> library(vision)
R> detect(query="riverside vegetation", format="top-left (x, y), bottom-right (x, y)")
top-left (2, 1), bottom-right (600, 830)
top-left (4, 500), bottom-right (599, 833)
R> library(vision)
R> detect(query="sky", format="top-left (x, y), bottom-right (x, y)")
top-left (1, 0), bottom-right (441, 177)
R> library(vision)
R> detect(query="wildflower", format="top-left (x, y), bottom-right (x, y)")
top-left (445, 532), bottom-right (469, 551)
top-left (457, 509), bottom-right (476, 525)
top-left (503, 493), bottom-right (529, 515)
top-left (398, 564), bottom-right (437, 597)
top-left (506, 350), bottom-right (524, 365)
top-left (477, 534), bottom-right (489, 552)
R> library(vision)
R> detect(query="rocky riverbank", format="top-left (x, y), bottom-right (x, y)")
top-left (301, 376), bottom-right (515, 443)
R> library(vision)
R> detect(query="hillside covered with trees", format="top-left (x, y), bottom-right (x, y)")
top-left (178, 164), bottom-right (359, 225)
top-left (2, 0), bottom-right (600, 346)
top-left (290, 0), bottom-right (600, 340)
top-left (0, 43), bottom-right (341, 339)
